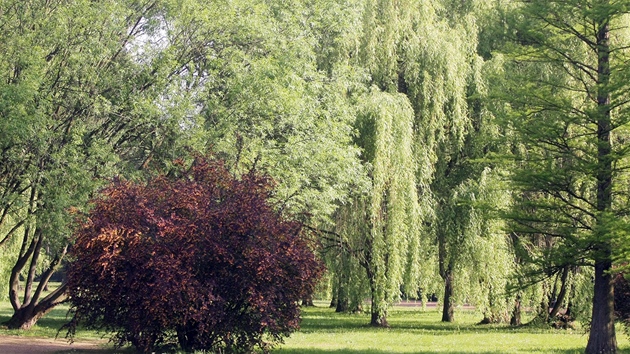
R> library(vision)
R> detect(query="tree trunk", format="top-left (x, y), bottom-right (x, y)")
top-left (549, 266), bottom-right (570, 319)
top-left (565, 268), bottom-right (579, 319)
top-left (370, 310), bottom-right (388, 327)
top-left (585, 260), bottom-right (617, 354)
top-left (534, 280), bottom-right (550, 324)
top-left (4, 306), bottom-right (49, 330)
top-left (330, 279), bottom-right (338, 308)
top-left (510, 292), bottom-right (522, 326)
top-left (336, 261), bottom-right (350, 312)
top-left (441, 266), bottom-right (454, 322)
top-left (367, 267), bottom-right (388, 327)
top-left (586, 12), bottom-right (616, 354)
top-left (336, 294), bottom-right (349, 312)
top-left (3, 282), bottom-right (67, 330)
top-left (302, 295), bottom-right (314, 307)
top-left (5, 236), bottom-right (68, 330)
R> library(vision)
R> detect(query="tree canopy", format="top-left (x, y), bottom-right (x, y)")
top-left (2, 1), bottom-right (630, 352)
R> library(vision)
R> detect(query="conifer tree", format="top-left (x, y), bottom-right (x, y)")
top-left (500, 1), bottom-right (630, 352)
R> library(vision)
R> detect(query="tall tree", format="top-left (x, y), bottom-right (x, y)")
top-left (500, 1), bottom-right (630, 352)
top-left (360, 0), bottom-right (513, 324)
top-left (354, 90), bottom-right (423, 327)
top-left (190, 0), bottom-right (366, 225)
top-left (0, 0), bottom-right (204, 329)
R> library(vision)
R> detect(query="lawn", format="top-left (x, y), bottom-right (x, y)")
top-left (1, 299), bottom-right (629, 353)
top-left (274, 302), bottom-right (630, 354)
top-left (0, 300), bottom-right (108, 342)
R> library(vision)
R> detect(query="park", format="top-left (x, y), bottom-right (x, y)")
top-left (2, 297), bottom-right (630, 353)
top-left (2, 0), bottom-right (630, 353)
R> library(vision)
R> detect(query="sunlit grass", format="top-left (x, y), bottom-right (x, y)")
top-left (274, 302), bottom-right (630, 354)
top-left (1, 297), bottom-right (630, 353)
top-left (0, 299), bottom-right (108, 342)
top-left (0, 282), bottom-right (99, 340)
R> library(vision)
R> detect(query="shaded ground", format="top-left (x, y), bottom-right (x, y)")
top-left (0, 335), bottom-right (113, 354)
top-left (395, 300), bottom-right (475, 310)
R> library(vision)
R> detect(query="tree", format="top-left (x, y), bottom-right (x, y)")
top-left (186, 0), bottom-right (372, 317)
top-left (355, 90), bottom-right (423, 327)
top-left (189, 0), bottom-right (366, 225)
top-left (0, 0), bottom-right (208, 329)
top-left (359, 0), bottom-right (514, 324)
top-left (65, 156), bottom-right (322, 353)
top-left (500, 1), bottom-right (630, 352)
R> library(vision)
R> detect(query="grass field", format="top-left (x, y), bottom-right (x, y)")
top-left (1, 299), bottom-right (630, 353)
top-left (275, 302), bottom-right (630, 354)
top-left (0, 301), bottom-right (107, 342)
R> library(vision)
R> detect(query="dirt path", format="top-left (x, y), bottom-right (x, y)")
top-left (0, 335), bottom-right (112, 354)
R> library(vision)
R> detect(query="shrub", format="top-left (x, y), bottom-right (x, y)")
top-left (65, 157), bottom-right (323, 353)
top-left (615, 272), bottom-right (630, 334)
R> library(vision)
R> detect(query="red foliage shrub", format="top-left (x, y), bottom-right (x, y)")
top-left (615, 272), bottom-right (630, 330)
top-left (65, 157), bottom-right (323, 353)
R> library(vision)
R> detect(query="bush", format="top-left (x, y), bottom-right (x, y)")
top-left (65, 157), bottom-right (323, 353)
top-left (615, 272), bottom-right (630, 334)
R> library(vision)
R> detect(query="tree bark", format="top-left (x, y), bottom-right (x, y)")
top-left (302, 295), bottom-right (314, 307)
top-left (4, 282), bottom-right (68, 330)
top-left (370, 310), bottom-right (388, 327)
top-left (441, 266), bottom-right (454, 322)
top-left (335, 292), bottom-right (349, 312)
top-left (367, 265), bottom-right (388, 327)
top-left (586, 261), bottom-right (617, 354)
top-left (330, 278), bottom-right (338, 308)
top-left (586, 11), bottom-right (616, 353)
top-left (549, 266), bottom-right (570, 319)
top-left (5, 240), bottom-right (68, 330)
top-left (336, 257), bottom-right (350, 312)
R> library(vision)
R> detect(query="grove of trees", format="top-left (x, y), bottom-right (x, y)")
top-left (1, 0), bottom-right (630, 353)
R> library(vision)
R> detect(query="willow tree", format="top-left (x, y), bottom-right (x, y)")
top-left (360, 0), bottom-right (513, 323)
top-left (501, 1), bottom-right (630, 352)
top-left (327, 196), bottom-right (371, 313)
top-left (354, 90), bottom-right (423, 327)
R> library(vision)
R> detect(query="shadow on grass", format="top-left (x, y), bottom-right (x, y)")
top-left (0, 305), bottom-right (70, 330)
top-left (299, 308), bottom-right (559, 336)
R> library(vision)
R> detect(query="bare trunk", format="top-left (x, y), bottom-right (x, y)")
top-left (367, 265), bottom-right (388, 327)
top-left (441, 266), bottom-right (454, 322)
top-left (335, 259), bottom-right (350, 312)
top-left (370, 310), bottom-right (388, 327)
top-left (4, 282), bottom-right (68, 330)
top-left (368, 284), bottom-right (388, 327)
top-left (302, 295), bottom-right (314, 307)
top-left (510, 292), bottom-right (522, 326)
top-left (5, 239), bottom-right (68, 330)
top-left (536, 280), bottom-right (550, 324)
top-left (363, 240), bottom-right (388, 327)
top-left (335, 293), bottom-right (349, 312)
top-left (330, 277), bottom-right (338, 308)
top-left (549, 266), bottom-right (570, 318)
top-left (585, 261), bottom-right (617, 354)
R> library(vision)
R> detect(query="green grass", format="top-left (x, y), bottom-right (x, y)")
top-left (274, 302), bottom-right (630, 354)
top-left (1, 299), bottom-right (630, 353)
top-left (0, 300), bottom-right (114, 343)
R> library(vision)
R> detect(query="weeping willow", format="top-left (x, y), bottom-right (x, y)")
top-left (356, 89), bottom-right (422, 326)
top-left (357, 0), bottom-right (514, 324)
top-left (446, 168), bottom-right (514, 322)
